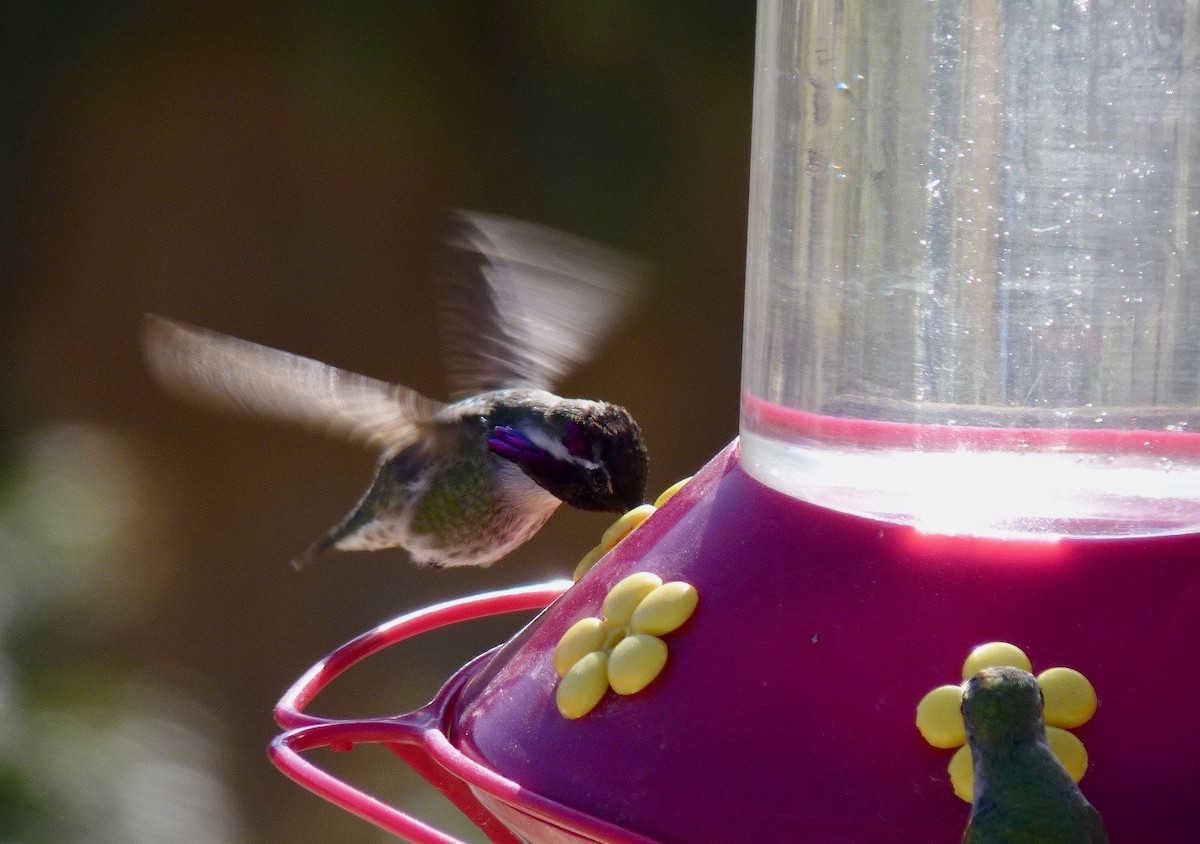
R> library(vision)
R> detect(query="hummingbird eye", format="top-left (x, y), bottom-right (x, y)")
top-left (587, 465), bottom-right (611, 493)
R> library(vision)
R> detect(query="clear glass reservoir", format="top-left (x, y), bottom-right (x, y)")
top-left (740, 0), bottom-right (1200, 537)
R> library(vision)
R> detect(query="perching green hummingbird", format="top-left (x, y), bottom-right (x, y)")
top-left (144, 211), bottom-right (648, 569)
top-left (960, 666), bottom-right (1108, 844)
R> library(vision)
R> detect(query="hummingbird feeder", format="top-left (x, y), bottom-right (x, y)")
top-left (271, 1), bottom-right (1200, 840)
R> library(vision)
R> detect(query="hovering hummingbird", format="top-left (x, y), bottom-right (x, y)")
top-left (960, 666), bottom-right (1109, 844)
top-left (143, 211), bottom-right (649, 569)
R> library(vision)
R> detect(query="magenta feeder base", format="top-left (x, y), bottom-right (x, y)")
top-left (271, 438), bottom-right (1200, 842)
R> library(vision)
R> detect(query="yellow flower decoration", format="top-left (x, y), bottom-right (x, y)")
top-left (572, 477), bottom-right (692, 581)
top-left (916, 641), bottom-right (1098, 802)
top-left (554, 572), bottom-right (699, 719)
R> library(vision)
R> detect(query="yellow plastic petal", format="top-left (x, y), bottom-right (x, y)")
top-left (1046, 726), bottom-right (1089, 782)
top-left (916, 684), bottom-right (967, 749)
top-left (653, 477), bottom-right (692, 508)
top-left (556, 651), bottom-right (610, 719)
top-left (962, 641), bottom-right (1032, 680)
top-left (572, 544), bottom-right (606, 582)
top-left (553, 617), bottom-right (607, 677)
top-left (1038, 667), bottom-right (1098, 729)
top-left (599, 504), bottom-right (657, 551)
top-left (631, 581), bottom-right (698, 636)
top-left (948, 744), bottom-right (974, 803)
top-left (602, 572), bottom-right (663, 626)
top-left (607, 633), bottom-right (668, 695)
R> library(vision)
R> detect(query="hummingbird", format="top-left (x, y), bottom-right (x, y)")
top-left (960, 666), bottom-right (1109, 844)
top-left (143, 210), bottom-right (649, 569)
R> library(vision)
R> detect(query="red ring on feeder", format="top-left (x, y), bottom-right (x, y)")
top-left (269, 581), bottom-right (661, 844)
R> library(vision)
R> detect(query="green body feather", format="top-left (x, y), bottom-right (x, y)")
top-left (962, 667), bottom-right (1108, 844)
top-left (963, 741), bottom-right (1108, 843)
top-left (409, 450), bottom-right (500, 546)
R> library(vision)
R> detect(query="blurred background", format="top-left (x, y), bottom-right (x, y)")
top-left (1, 2), bottom-right (751, 842)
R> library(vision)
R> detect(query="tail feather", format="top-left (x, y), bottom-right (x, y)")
top-left (290, 486), bottom-right (391, 570)
top-left (290, 533), bottom-right (340, 571)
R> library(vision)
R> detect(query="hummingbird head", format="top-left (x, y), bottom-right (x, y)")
top-left (486, 400), bottom-right (648, 513)
top-left (961, 666), bottom-right (1046, 750)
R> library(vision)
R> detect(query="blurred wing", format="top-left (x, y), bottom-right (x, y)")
top-left (143, 315), bottom-right (443, 453)
top-left (436, 210), bottom-right (646, 399)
